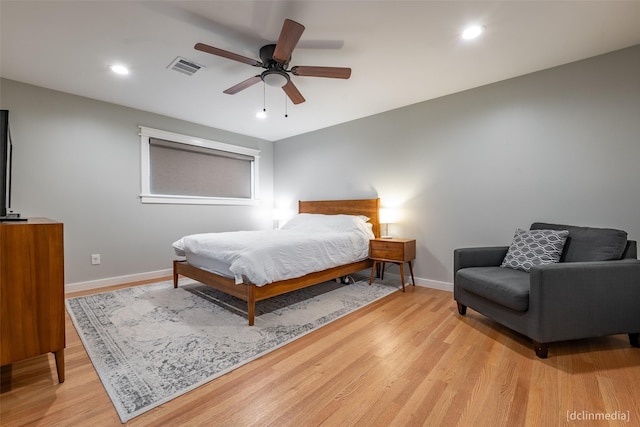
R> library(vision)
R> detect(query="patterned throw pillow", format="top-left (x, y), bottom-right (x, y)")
top-left (501, 229), bottom-right (569, 272)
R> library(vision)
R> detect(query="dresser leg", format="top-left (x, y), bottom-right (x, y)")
top-left (399, 263), bottom-right (405, 292)
top-left (54, 349), bottom-right (65, 383)
top-left (1, 364), bottom-right (12, 391)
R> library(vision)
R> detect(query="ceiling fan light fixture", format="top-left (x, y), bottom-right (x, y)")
top-left (262, 70), bottom-right (289, 87)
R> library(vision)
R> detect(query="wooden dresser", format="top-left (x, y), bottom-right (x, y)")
top-left (0, 218), bottom-right (65, 383)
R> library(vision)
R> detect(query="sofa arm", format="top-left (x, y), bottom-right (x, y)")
top-left (454, 246), bottom-right (509, 273)
top-left (528, 259), bottom-right (640, 342)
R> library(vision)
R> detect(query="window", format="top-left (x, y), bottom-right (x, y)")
top-left (139, 126), bottom-right (260, 205)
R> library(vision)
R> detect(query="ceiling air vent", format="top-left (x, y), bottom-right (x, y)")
top-left (168, 57), bottom-right (204, 76)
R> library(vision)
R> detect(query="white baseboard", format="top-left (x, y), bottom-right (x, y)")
top-left (65, 269), bottom-right (173, 294)
top-left (65, 269), bottom-right (453, 294)
top-left (417, 278), bottom-right (453, 292)
top-left (382, 272), bottom-right (453, 292)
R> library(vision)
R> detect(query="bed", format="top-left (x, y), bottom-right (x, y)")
top-left (173, 198), bottom-right (381, 325)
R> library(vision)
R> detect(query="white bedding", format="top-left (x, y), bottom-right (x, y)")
top-left (172, 214), bottom-right (374, 286)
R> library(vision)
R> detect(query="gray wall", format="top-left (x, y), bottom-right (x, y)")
top-left (3, 46), bottom-right (638, 289)
top-left (274, 45), bottom-right (640, 286)
top-left (1, 79), bottom-right (274, 286)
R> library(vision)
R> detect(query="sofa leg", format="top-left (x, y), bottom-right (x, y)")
top-left (532, 341), bottom-right (549, 358)
top-left (456, 302), bottom-right (467, 315)
top-left (629, 333), bottom-right (639, 348)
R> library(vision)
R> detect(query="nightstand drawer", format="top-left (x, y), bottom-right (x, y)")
top-left (369, 238), bottom-right (416, 262)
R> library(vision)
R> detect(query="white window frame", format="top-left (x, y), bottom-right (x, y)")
top-left (139, 126), bottom-right (260, 205)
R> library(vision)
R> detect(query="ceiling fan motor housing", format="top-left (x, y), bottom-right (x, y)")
top-left (259, 44), bottom-right (291, 87)
top-left (260, 44), bottom-right (290, 68)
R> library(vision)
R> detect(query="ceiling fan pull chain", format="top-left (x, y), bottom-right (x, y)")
top-left (285, 94), bottom-right (288, 118)
top-left (263, 82), bottom-right (267, 115)
top-left (255, 82), bottom-right (267, 119)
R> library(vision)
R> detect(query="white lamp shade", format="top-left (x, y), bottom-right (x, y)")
top-left (273, 208), bottom-right (287, 221)
top-left (379, 208), bottom-right (398, 224)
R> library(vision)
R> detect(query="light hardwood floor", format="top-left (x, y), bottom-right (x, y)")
top-left (1, 278), bottom-right (639, 426)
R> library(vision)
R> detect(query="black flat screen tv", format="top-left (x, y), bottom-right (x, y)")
top-left (1, 110), bottom-right (10, 217)
top-left (1, 110), bottom-right (25, 221)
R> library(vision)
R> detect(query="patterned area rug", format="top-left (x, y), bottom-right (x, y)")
top-left (66, 276), bottom-right (399, 422)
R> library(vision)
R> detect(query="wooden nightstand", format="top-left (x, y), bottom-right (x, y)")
top-left (369, 238), bottom-right (416, 292)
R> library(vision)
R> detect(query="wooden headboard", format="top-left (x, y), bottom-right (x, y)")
top-left (298, 198), bottom-right (381, 238)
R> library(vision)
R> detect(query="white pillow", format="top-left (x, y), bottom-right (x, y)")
top-left (282, 213), bottom-right (373, 237)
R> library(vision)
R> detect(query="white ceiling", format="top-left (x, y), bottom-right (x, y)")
top-left (1, 1), bottom-right (639, 142)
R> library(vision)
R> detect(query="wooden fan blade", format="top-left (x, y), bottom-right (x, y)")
top-left (291, 66), bottom-right (351, 79)
top-left (282, 80), bottom-right (305, 104)
top-left (223, 75), bottom-right (262, 94)
top-left (273, 19), bottom-right (305, 63)
top-left (195, 43), bottom-right (262, 67)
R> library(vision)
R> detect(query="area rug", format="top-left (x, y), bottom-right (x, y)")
top-left (66, 275), bottom-right (399, 423)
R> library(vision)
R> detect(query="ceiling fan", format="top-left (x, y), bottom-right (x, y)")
top-left (195, 19), bottom-right (351, 105)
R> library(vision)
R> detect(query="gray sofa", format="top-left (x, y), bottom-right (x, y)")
top-left (454, 222), bottom-right (640, 358)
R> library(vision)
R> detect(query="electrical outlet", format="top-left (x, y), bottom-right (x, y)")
top-left (91, 254), bottom-right (101, 265)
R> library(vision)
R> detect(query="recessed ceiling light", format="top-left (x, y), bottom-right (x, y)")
top-left (462, 25), bottom-right (485, 40)
top-left (109, 64), bottom-right (129, 75)
top-left (256, 110), bottom-right (267, 119)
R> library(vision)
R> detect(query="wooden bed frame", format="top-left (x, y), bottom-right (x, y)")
top-left (173, 198), bottom-right (381, 325)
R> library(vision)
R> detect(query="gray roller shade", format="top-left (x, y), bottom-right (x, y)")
top-left (149, 138), bottom-right (253, 198)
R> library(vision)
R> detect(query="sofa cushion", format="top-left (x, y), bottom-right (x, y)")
top-left (501, 228), bottom-right (569, 272)
top-left (530, 223), bottom-right (628, 262)
top-left (456, 267), bottom-right (530, 312)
